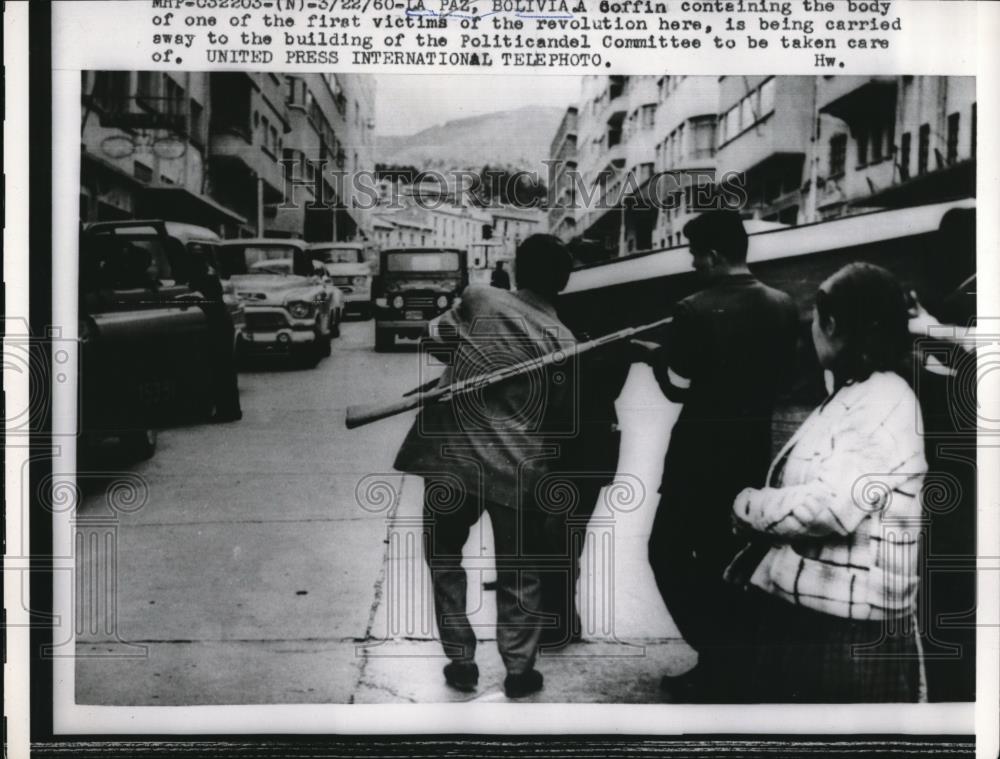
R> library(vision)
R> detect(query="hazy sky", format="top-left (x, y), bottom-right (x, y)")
top-left (375, 74), bottom-right (582, 136)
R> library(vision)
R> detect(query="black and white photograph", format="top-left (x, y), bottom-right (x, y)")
top-left (5, 0), bottom-right (999, 757)
top-left (70, 69), bottom-right (977, 706)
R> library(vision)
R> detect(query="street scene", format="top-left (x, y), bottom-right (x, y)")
top-left (76, 319), bottom-right (687, 704)
top-left (75, 72), bottom-right (977, 705)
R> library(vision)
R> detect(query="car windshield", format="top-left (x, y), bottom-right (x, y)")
top-left (218, 244), bottom-right (311, 277)
top-left (313, 248), bottom-right (363, 264)
top-left (385, 251), bottom-right (460, 273)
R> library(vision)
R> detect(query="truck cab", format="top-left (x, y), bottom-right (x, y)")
top-left (372, 247), bottom-right (468, 351)
top-left (309, 241), bottom-right (376, 319)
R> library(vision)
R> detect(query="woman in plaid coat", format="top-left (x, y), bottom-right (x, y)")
top-left (729, 263), bottom-right (928, 703)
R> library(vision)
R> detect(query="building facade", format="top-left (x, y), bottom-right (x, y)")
top-left (810, 76), bottom-right (976, 220)
top-left (550, 75), bottom-right (976, 259)
top-left (80, 71), bottom-right (245, 234)
top-left (80, 71), bottom-right (375, 241)
top-left (548, 106), bottom-right (578, 241)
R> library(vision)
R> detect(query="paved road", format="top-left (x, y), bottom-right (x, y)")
top-left (76, 320), bottom-right (691, 705)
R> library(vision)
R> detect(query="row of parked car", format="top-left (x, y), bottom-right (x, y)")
top-left (78, 219), bottom-right (377, 463)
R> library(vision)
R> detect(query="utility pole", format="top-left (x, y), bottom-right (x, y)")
top-left (808, 75), bottom-right (819, 223)
top-left (256, 175), bottom-right (264, 236)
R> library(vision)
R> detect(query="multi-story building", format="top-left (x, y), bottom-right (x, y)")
top-left (80, 71), bottom-right (376, 241)
top-left (548, 106), bottom-right (578, 241)
top-left (714, 76), bottom-right (813, 227)
top-left (335, 74), bottom-right (377, 240)
top-left (489, 206), bottom-right (545, 259)
top-left (573, 75), bottom-right (628, 252)
top-left (80, 71), bottom-right (245, 233)
top-left (277, 74), bottom-right (375, 242)
top-left (810, 76), bottom-right (976, 220)
top-left (567, 75), bottom-right (721, 255)
top-left (554, 74), bottom-right (975, 260)
top-left (204, 72), bottom-right (291, 238)
top-left (371, 211), bottom-right (432, 248)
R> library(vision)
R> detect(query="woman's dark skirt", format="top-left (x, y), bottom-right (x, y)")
top-left (748, 588), bottom-right (923, 703)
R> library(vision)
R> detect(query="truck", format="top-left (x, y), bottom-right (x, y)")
top-left (372, 247), bottom-right (468, 351)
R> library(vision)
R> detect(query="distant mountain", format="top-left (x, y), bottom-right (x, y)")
top-left (377, 105), bottom-right (565, 174)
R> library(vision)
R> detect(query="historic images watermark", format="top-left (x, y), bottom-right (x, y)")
top-left (278, 160), bottom-right (750, 214)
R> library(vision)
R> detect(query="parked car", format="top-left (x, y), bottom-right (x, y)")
top-left (216, 238), bottom-right (342, 365)
top-left (372, 247), bottom-right (468, 351)
top-left (87, 219), bottom-right (247, 343)
top-left (79, 222), bottom-right (222, 459)
top-left (308, 241), bottom-right (376, 320)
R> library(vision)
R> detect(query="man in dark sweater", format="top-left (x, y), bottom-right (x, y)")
top-left (633, 209), bottom-right (798, 701)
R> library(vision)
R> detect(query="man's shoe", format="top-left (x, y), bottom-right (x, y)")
top-left (443, 662), bottom-right (478, 692)
top-left (503, 669), bottom-right (544, 698)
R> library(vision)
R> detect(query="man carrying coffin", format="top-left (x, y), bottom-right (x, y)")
top-left (632, 209), bottom-right (798, 701)
top-left (394, 234), bottom-right (575, 698)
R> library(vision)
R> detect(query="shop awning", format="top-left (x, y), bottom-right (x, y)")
top-left (139, 186), bottom-right (246, 227)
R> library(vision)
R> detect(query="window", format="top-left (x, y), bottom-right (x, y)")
top-left (947, 112), bottom-right (960, 165)
top-left (136, 71), bottom-right (161, 110)
top-left (759, 78), bottom-right (775, 115)
top-left (899, 132), bottom-right (911, 180)
top-left (691, 116), bottom-right (716, 159)
top-left (658, 76), bottom-right (670, 102)
top-left (739, 97), bottom-right (753, 131)
top-left (641, 103), bottom-right (656, 130)
top-left (189, 100), bottom-right (204, 146)
top-left (918, 123), bottom-right (930, 175)
top-left (725, 106), bottom-right (739, 142)
top-left (871, 123), bottom-right (886, 163)
top-left (134, 162), bottom-right (153, 183)
top-left (90, 71), bottom-right (129, 113)
top-left (856, 128), bottom-right (869, 166)
top-left (209, 73), bottom-right (251, 137)
top-left (829, 134), bottom-right (847, 177)
top-left (607, 124), bottom-right (622, 148)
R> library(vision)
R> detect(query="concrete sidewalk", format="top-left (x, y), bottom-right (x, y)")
top-left (353, 364), bottom-right (696, 702)
top-left (75, 335), bottom-right (694, 705)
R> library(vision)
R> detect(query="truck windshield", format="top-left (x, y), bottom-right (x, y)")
top-left (386, 252), bottom-right (460, 272)
top-left (313, 248), bottom-right (363, 264)
top-left (218, 245), bottom-right (311, 277)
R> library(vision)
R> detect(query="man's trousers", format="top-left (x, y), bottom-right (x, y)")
top-left (423, 480), bottom-right (547, 676)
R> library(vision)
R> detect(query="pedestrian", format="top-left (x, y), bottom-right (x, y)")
top-left (540, 338), bottom-right (631, 649)
top-left (727, 262), bottom-right (928, 703)
top-left (904, 207), bottom-right (977, 702)
top-left (394, 234), bottom-right (575, 698)
top-left (188, 253), bottom-right (243, 423)
top-left (490, 260), bottom-right (511, 290)
top-left (631, 209), bottom-right (798, 701)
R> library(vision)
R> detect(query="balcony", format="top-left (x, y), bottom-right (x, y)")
top-left (818, 76), bottom-right (897, 123)
top-left (550, 106), bottom-right (579, 157)
top-left (209, 130), bottom-right (285, 201)
top-left (715, 115), bottom-right (809, 180)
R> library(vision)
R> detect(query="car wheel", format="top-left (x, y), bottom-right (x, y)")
top-left (374, 327), bottom-right (393, 352)
top-left (120, 428), bottom-right (156, 462)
